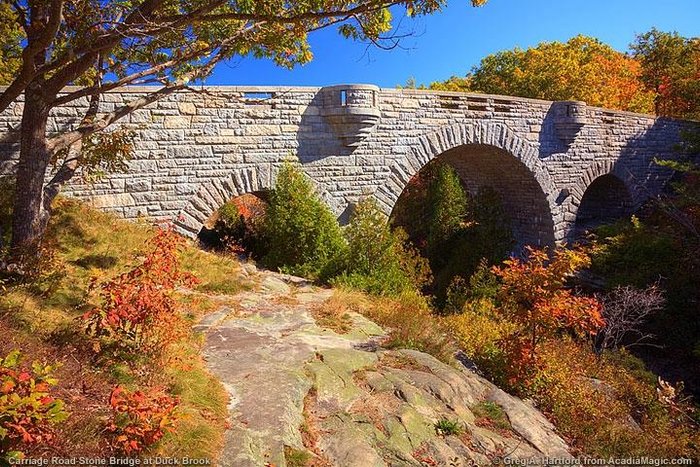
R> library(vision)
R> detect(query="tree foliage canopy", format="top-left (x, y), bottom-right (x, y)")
top-left (0, 4), bottom-right (23, 85)
top-left (334, 197), bottom-right (431, 296)
top-left (630, 28), bottom-right (700, 119)
top-left (263, 162), bottom-right (346, 280)
top-left (429, 35), bottom-right (656, 113)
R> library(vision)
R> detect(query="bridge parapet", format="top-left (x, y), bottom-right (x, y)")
top-left (551, 100), bottom-right (588, 147)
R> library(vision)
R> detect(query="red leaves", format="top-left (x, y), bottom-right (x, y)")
top-left (17, 372), bottom-right (31, 383)
top-left (83, 227), bottom-right (199, 355)
top-left (0, 350), bottom-right (69, 455)
top-left (107, 385), bottom-right (179, 455)
top-left (490, 247), bottom-right (605, 389)
top-left (1, 379), bottom-right (15, 394)
top-left (492, 246), bottom-right (604, 338)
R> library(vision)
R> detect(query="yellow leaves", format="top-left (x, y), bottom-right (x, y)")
top-left (456, 35), bottom-right (655, 113)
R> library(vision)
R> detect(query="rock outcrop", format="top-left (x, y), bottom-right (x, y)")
top-left (196, 269), bottom-right (571, 466)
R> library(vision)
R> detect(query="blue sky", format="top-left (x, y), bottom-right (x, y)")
top-left (207, 0), bottom-right (699, 88)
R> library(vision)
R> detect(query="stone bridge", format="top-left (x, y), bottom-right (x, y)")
top-left (1, 85), bottom-right (697, 247)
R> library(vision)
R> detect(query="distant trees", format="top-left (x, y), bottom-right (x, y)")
top-left (428, 30), bottom-right (700, 119)
top-left (630, 28), bottom-right (700, 119)
top-left (428, 35), bottom-right (655, 113)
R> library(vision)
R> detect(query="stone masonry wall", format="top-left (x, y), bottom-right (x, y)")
top-left (0, 85), bottom-right (696, 246)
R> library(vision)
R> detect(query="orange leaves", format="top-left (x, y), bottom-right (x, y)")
top-left (0, 350), bottom-right (69, 455)
top-left (107, 385), bottom-right (179, 455)
top-left (536, 292), bottom-right (605, 337)
top-left (437, 35), bottom-right (656, 114)
top-left (589, 54), bottom-right (655, 113)
top-left (490, 246), bottom-right (604, 390)
top-left (82, 227), bottom-right (199, 355)
top-left (492, 246), bottom-right (602, 338)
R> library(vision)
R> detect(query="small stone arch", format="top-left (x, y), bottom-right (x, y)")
top-left (565, 160), bottom-right (640, 239)
top-left (173, 164), bottom-right (338, 239)
top-left (174, 166), bottom-right (270, 238)
top-left (374, 122), bottom-right (558, 247)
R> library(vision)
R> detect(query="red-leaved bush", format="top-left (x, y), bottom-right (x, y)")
top-left (491, 247), bottom-right (605, 387)
top-left (107, 385), bottom-right (179, 454)
top-left (82, 227), bottom-right (199, 354)
top-left (0, 350), bottom-right (69, 459)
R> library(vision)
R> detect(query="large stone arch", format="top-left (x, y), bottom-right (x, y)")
top-left (174, 166), bottom-right (271, 238)
top-left (375, 122), bottom-right (558, 247)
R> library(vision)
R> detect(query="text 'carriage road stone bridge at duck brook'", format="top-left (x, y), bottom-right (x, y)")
top-left (1, 84), bottom-right (698, 247)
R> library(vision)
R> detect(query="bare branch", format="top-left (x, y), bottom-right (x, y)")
top-left (596, 284), bottom-right (665, 351)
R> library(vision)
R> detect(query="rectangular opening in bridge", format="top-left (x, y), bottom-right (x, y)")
top-left (340, 90), bottom-right (347, 106)
top-left (242, 92), bottom-right (275, 101)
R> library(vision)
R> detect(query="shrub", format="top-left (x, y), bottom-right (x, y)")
top-left (443, 276), bottom-right (470, 315)
top-left (366, 291), bottom-right (454, 362)
top-left (0, 350), bottom-right (69, 460)
top-left (107, 385), bottom-right (179, 455)
top-left (443, 260), bottom-right (500, 314)
top-left (333, 198), bottom-right (431, 296)
top-left (263, 162), bottom-right (346, 280)
top-left (322, 289), bottom-right (454, 363)
top-left (534, 339), bottom-right (699, 457)
top-left (492, 247), bottom-right (605, 388)
top-left (213, 193), bottom-right (268, 257)
top-left (445, 297), bottom-right (515, 380)
top-left (82, 227), bottom-right (199, 355)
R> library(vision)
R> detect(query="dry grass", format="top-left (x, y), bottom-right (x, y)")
top-left (321, 288), bottom-right (455, 363)
top-left (378, 352), bottom-right (431, 373)
top-left (0, 198), bottom-right (245, 461)
top-left (347, 391), bottom-right (400, 436)
top-left (310, 295), bottom-right (355, 333)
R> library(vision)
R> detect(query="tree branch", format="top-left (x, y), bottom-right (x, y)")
top-left (46, 48), bottom-right (227, 155)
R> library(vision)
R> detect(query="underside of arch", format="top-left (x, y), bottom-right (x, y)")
top-left (440, 145), bottom-right (556, 248)
top-left (575, 173), bottom-right (634, 230)
top-left (174, 166), bottom-right (268, 238)
top-left (376, 122), bottom-right (557, 248)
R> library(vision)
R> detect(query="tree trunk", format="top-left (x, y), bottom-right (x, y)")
top-left (10, 86), bottom-right (52, 251)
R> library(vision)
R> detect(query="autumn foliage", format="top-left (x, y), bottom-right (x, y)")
top-left (0, 350), bottom-right (69, 459)
top-left (429, 35), bottom-right (655, 114)
top-left (107, 385), bottom-right (179, 455)
top-left (82, 227), bottom-right (199, 355)
top-left (490, 247), bottom-right (604, 386)
top-left (213, 193), bottom-right (268, 256)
